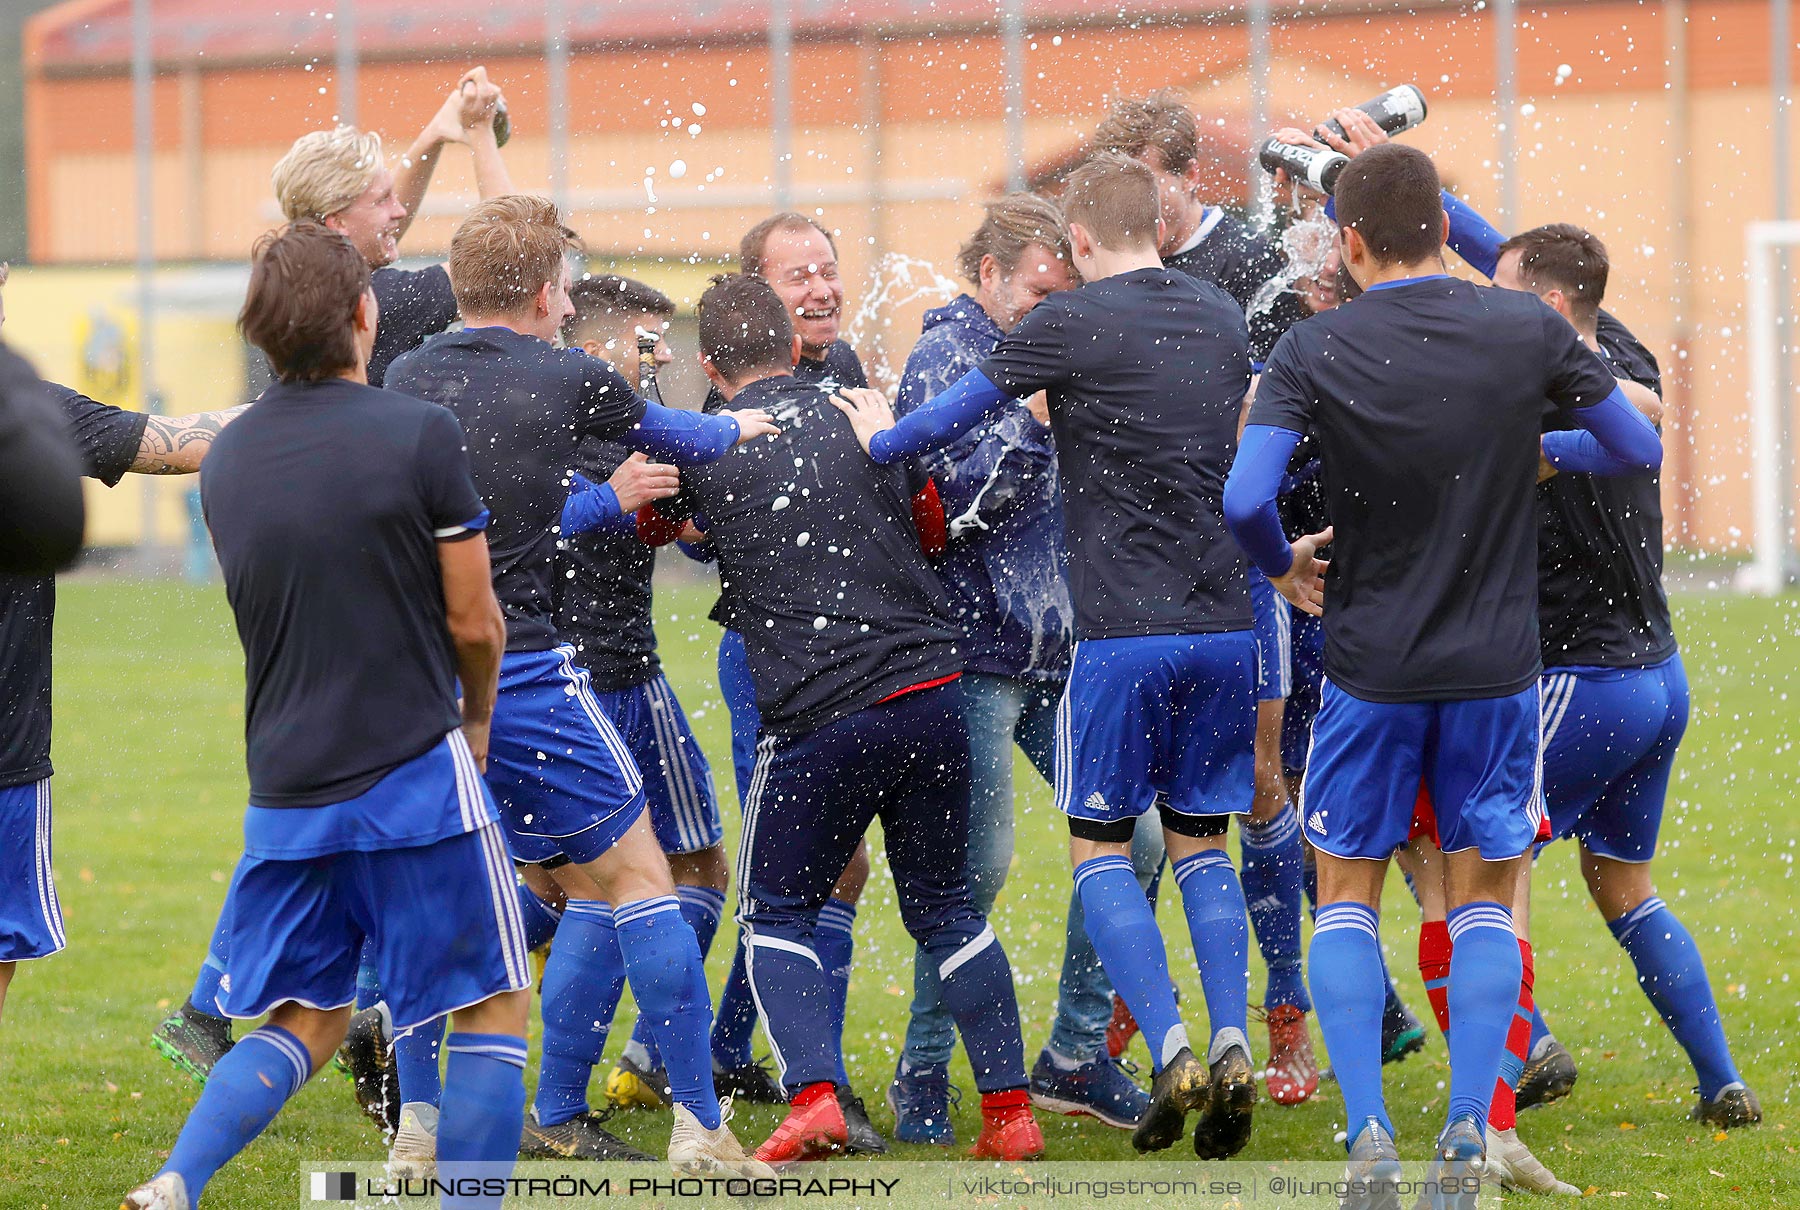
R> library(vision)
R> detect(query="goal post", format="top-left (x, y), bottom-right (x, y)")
top-left (1740, 220), bottom-right (1800, 595)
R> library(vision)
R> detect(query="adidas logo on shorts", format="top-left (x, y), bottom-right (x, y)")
top-left (1307, 810), bottom-right (1327, 835)
top-left (1085, 792), bottom-right (1106, 813)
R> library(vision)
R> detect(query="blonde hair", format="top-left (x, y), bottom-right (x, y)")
top-left (956, 193), bottom-right (1070, 283)
top-left (449, 195), bottom-right (583, 317)
top-left (271, 126), bottom-right (385, 222)
top-left (1092, 90), bottom-right (1200, 174)
top-left (1063, 153), bottom-right (1161, 250)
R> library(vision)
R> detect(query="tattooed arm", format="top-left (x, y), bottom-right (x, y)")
top-left (133, 403), bottom-right (252, 475)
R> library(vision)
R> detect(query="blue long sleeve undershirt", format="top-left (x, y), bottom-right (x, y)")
top-left (1223, 425), bottom-right (1306, 578)
top-left (559, 473), bottom-right (635, 537)
top-left (1542, 383), bottom-right (1664, 475)
top-left (867, 369), bottom-right (1012, 465)
top-left (630, 403), bottom-right (740, 465)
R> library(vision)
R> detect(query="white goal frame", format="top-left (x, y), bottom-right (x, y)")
top-left (1740, 221), bottom-right (1800, 595)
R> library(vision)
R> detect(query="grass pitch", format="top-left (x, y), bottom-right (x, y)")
top-left (0, 577), bottom-right (1794, 1205)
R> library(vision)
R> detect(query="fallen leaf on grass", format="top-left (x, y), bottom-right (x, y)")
top-left (1714, 1131), bottom-right (1728, 1142)
top-left (1709, 1169), bottom-right (1728, 1178)
top-left (1619, 1122), bottom-right (1636, 1130)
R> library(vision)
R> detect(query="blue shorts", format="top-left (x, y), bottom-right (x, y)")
top-left (487, 647), bottom-right (647, 866)
top-left (0, 779), bottom-right (65, 963)
top-left (222, 745), bottom-right (532, 1031)
top-left (717, 628), bottom-right (760, 806)
top-left (1301, 679), bottom-right (1546, 861)
top-left (1250, 572), bottom-right (1292, 703)
top-left (1281, 606), bottom-right (1326, 772)
top-left (1055, 631), bottom-right (1256, 826)
top-left (1540, 654), bottom-right (1687, 863)
top-left (592, 673), bottom-right (722, 855)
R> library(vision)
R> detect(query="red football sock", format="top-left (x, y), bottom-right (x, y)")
top-left (1488, 939), bottom-right (1535, 1132)
top-left (791, 1080), bottom-right (836, 1110)
top-left (981, 1087), bottom-right (1030, 1115)
top-left (1418, 918), bottom-right (1453, 1037)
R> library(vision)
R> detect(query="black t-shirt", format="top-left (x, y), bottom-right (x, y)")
top-left (201, 379), bottom-right (485, 808)
top-left (1166, 212), bottom-right (1311, 365)
top-left (553, 432), bottom-right (661, 691)
top-left (678, 374), bottom-right (960, 735)
top-left (386, 326), bottom-right (648, 653)
top-left (0, 383), bottom-right (146, 788)
top-left (979, 267), bottom-right (1254, 641)
top-left (369, 264), bottom-right (460, 388)
top-left (1537, 311), bottom-right (1675, 669)
top-left (1250, 277), bottom-right (1621, 702)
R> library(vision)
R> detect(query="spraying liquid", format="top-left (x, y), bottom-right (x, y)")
top-left (1248, 211), bottom-right (1339, 322)
top-left (842, 253), bottom-right (964, 400)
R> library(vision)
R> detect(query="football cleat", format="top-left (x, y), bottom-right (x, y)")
top-left (968, 1092), bottom-right (1044, 1161)
top-left (1105, 994), bottom-right (1140, 1060)
top-left (1691, 1083), bottom-right (1762, 1130)
top-left (1028, 1049), bottom-right (1148, 1129)
top-left (888, 1059), bottom-right (958, 1145)
top-left (1417, 1114), bottom-right (1486, 1210)
top-left (150, 1000), bottom-right (234, 1083)
top-left (754, 1089), bottom-right (848, 1165)
top-left (1483, 1125), bottom-right (1578, 1195)
top-left (1380, 995), bottom-right (1427, 1066)
top-left (520, 1107), bottom-right (655, 1161)
top-left (1515, 1037), bottom-right (1579, 1110)
top-left (1193, 1038), bottom-right (1257, 1159)
top-left (1260, 1004), bottom-right (1320, 1107)
top-left (713, 1057), bottom-right (786, 1105)
top-left (838, 1086), bottom-right (888, 1154)
top-left (1130, 1045), bottom-right (1209, 1153)
top-left (1340, 1118), bottom-right (1403, 1210)
top-left (337, 1005), bottom-right (399, 1135)
top-left (669, 1098), bottom-right (776, 1177)
top-left (387, 1102), bottom-right (439, 1182)
top-left (606, 1052), bottom-right (672, 1110)
top-left (121, 1173), bottom-right (190, 1210)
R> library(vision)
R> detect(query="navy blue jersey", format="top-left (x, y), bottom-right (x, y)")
top-left (0, 380), bottom-right (146, 788)
top-left (679, 374), bottom-right (960, 735)
top-left (368, 264), bottom-right (459, 388)
top-left (1250, 277), bottom-right (1620, 703)
top-left (1166, 210), bottom-right (1311, 365)
top-left (386, 326), bottom-right (648, 653)
top-left (1537, 312), bottom-right (1675, 669)
top-left (553, 431), bottom-right (661, 691)
top-left (979, 267), bottom-right (1254, 641)
top-left (201, 378), bottom-right (486, 808)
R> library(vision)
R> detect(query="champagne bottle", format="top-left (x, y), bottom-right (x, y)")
top-left (636, 330), bottom-right (664, 404)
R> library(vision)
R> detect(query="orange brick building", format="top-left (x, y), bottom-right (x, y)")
top-left (21, 0), bottom-right (1800, 550)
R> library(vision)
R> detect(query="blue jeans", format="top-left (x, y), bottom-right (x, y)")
top-left (902, 672), bottom-right (1164, 1068)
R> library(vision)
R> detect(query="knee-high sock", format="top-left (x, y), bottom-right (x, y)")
top-left (534, 899), bottom-right (626, 1127)
top-left (160, 1025), bottom-right (311, 1200)
top-left (1239, 807), bottom-right (1310, 1012)
top-left (931, 922), bottom-right (1027, 1093)
top-left (1310, 904), bottom-right (1390, 1140)
top-left (614, 895), bottom-right (721, 1129)
top-left (631, 885), bottom-right (726, 1068)
top-left (1488, 939), bottom-right (1534, 1132)
top-left (188, 882), bottom-right (237, 1017)
top-left (438, 1033), bottom-right (527, 1210)
top-left (1419, 919), bottom-right (1452, 1036)
top-left (1608, 896), bottom-right (1742, 1099)
top-left (814, 898), bottom-right (857, 1086)
top-left (1445, 902), bottom-right (1522, 1133)
top-left (711, 930), bottom-right (758, 1067)
top-left (1171, 850), bottom-right (1250, 1052)
top-left (396, 1017), bottom-right (446, 1110)
top-left (1074, 855), bottom-right (1188, 1072)
top-left (517, 882), bottom-right (562, 952)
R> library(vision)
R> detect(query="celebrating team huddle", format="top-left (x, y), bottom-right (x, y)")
top-left (0, 66), bottom-right (1760, 1210)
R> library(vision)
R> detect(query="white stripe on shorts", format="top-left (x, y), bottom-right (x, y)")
top-left (554, 646), bottom-right (644, 799)
top-left (36, 780), bottom-right (65, 951)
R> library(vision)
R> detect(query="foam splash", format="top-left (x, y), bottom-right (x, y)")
top-left (1248, 211), bottom-right (1338, 322)
top-left (842, 253), bottom-right (964, 400)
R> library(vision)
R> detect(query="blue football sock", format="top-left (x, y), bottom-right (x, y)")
top-left (1445, 902), bottom-right (1523, 1133)
top-left (1172, 849), bottom-right (1251, 1050)
top-left (632, 885), bottom-right (726, 1069)
top-left (354, 937), bottom-right (381, 1011)
top-left (615, 895), bottom-right (721, 1129)
top-left (1309, 903), bottom-right (1391, 1141)
top-left (395, 1017), bottom-right (445, 1110)
top-left (517, 882), bottom-right (562, 952)
top-left (439, 1032), bottom-right (527, 1209)
top-left (188, 880), bottom-right (236, 1017)
top-left (815, 898), bottom-right (857, 1086)
top-left (1239, 807), bottom-right (1311, 1012)
top-left (160, 1025), bottom-right (311, 1201)
top-left (1074, 855), bottom-right (1188, 1072)
top-left (534, 899), bottom-right (625, 1127)
top-left (1528, 1005), bottom-right (1552, 1053)
top-left (930, 921), bottom-right (1028, 1093)
top-left (1608, 897), bottom-right (1742, 1099)
top-left (711, 929), bottom-right (759, 1068)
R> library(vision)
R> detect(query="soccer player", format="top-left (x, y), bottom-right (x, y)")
top-left (155, 66), bottom-right (522, 1087)
top-left (386, 196), bottom-right (774, 1176)
top-left (1223, 143), bottom-right (1661, 1197)
top-left (0, 281), bottom-right (248, 1027)
top-left (673, 272), bottom-right (1039, 1163)
top-left (0, 344), bottom-right (83, 577)
top-left (1095, 93), bottom-right (1339, 1092)
top-left (650, 212), bottom-right (885, 1152)
top-left (123, 221), bottom-right (530, 1210)
top-left (883, 194), bottom-right (1154, 1140)
top-left (552, 275), bottom-right (785, 1121)
top-left (836, 152), bottom-right (1262, 1159)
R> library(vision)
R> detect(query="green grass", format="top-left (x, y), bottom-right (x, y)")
top-left (2, 580), bottom-right (1795, 1205)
